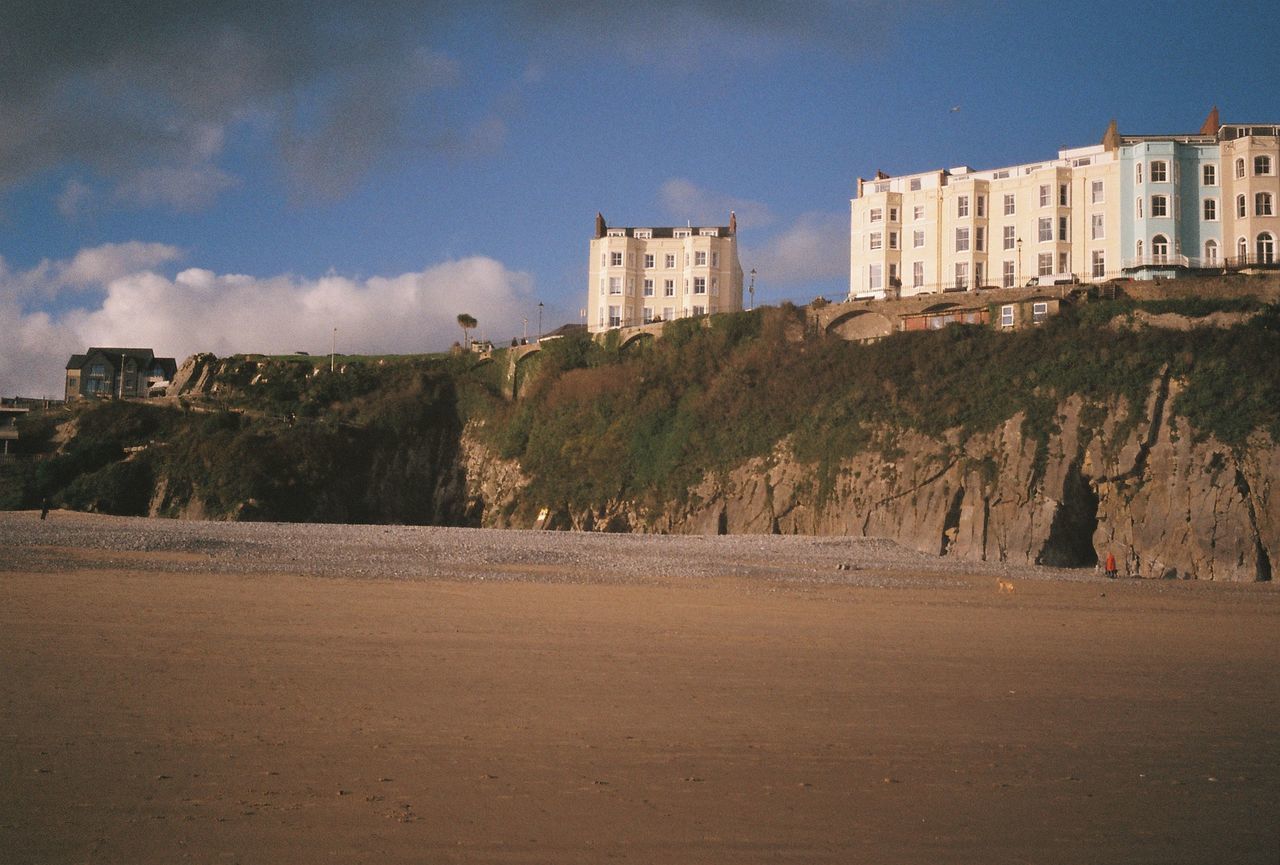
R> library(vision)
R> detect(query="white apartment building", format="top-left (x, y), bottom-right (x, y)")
top-left (850, 110), bottom-right (1280, 300)
top-left (588, 212), bottom-right (744, 332)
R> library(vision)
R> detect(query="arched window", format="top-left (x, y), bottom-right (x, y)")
top-left (1255, 155), bottom-right (1273, 176)
top-left (1256, 192), bottom-right (1274, 216)
top-left (1259, 232), bottom-right (1276, 265)
top-left (1237, 194), bottom-right (1247, 218)
top-left (1238, 237), bottom-right (1249, 263)
top-left (1204, 239), bottom-right (1218, 265)
top-left (1235, 157), bottom-right (1246, 178)
top-left (1152, 234), bottom-right (1169, 263)
top-left (1136, 239), bottom-right (1144, 260)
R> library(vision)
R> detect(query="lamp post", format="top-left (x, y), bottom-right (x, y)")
top-left (522, 317), bottom-right (528, 343)
top-left (331, 327), bottom-right (336, 373)
top-left (1016, 238), bottom-right (1023, 287)
top-left (537, 302), bottom-right (544, 340)
top-left (748, 268), bottom-right (756, 310)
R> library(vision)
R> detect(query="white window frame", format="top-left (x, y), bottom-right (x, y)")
top-left (694, 250), bottom-right (707, 266)
top-left (1000, 304), bottom-right (1014, 327)
top-left (955, 227), bottom-right (970, 252)
top-left (1203, 198), bottom-right (1217, 221)
top-left (1037, 217), bottom-right (1052, 242)
top-left (1150, 195), bottom-right (1168, 218)
top-left (913, 261), bottom-right (924, 288)
top-left (1002, 225), bottom-right (1015, 250)
top-left (1256, 192), bottom-right (1274, 216)
top-left (954, 262), bottom-right (968, 290)
top-left (1091, 213), bottom-right (1104, 240)
top-left (957, 196), bottom-right (969, 218)
top-left (869, 264), bottom-right (883, 290)
top-left (643, 253), bottom-right (655, 268)
top-left (1091, 250), bottom-right (1105, 278)
top-left (610, 251), bottom-right (623, 267)
top-left (1003, 193), bottom-right (1015, 216)
top-left (1255, 155), bottom-right (1273, 176)
top-left (643, 278), bottom-right (654, 296)
top-left (912, 229), bottom-right (925, 248)
top-left (1091, 180), bottom-right (1104, 204)
top-left (609, 277), bottom-right (622, 295)
top-left (1150, 160), bottom-right (1168, 183)
top-left (1202, 164), bottom-right (1217, 186)
top-left (1038, 253), bottom-right (1053, 276)
top-left (1002, 260), bottom-right (1015, 288)
top-left (869, 232), bottom-right (882, 250)
top-left (1039, 185), bottom-right (1050, 207)
top-left (870, 207), bottom-right (883, 222)
top-left (664, 253), bottom-right (676, 269)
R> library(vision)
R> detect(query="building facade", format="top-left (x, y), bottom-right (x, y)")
top-left (850, 110), bottom-right (1280, 300)
top-left (65, 348), bottom-right (177, 401)
top-left (587, 212), bottom-right (744, 333)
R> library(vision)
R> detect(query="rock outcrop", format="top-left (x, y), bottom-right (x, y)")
top-left (463, 374), bottom-right (1276, 582)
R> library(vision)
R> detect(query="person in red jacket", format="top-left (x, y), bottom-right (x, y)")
top-left (1105, 552), bottom-right (1118, 578)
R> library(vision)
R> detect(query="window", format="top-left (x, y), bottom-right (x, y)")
top-left (1152, 234), bottom-right (1169, 263)
top-left (977, 196), bottom-right (986, 217)
top-left (627, 278), bottom-right (635, 295)
top-left (889, 208), bottom-right (899, 222)
top-left (1236, 158), bottom-right (1246, 178)
top-left (1090, 213), bottom-right (1104, 240)
top-left (711, 278), bottom-right (719, 295)
top-left (1038, 253), bottom-right (1053, 275)
top-left (1259, 232), bottom-right (1276, 264)
top-left (955, 227), bottom-right (970, 251)
top-left (664, 279), bottom-right (675, 297)
top-left (1150, 160), bottom-right (1168, 182)
top-left (1059, 252), bottom-right (1068, 272)
top-left (610, 251), bottom-right (623, 266)
top-left (913, 229), bottom-right (925, 248)
top-left (609, 277), bottom-right (622, 294)
top-left (1255, 155), bottom-right (1273, 176)
top-left (975, 262), bottom-right (984, 286)
top-left (1238, 194), bottom-right (1248, 218)
top-left (954, 262), bottom-right (968, 290)
top-left (693, 277), bottom-right (706, 294)
top-left (888, 264), bottom-right (897, 286)
top-left (869, 232), bottom-right (882, 250)
top-left (1091, 180), bottom-right (1104, 204)
top-left (1150, 195), bottom-right (1168, 217)
top-left (1203, 198), bottom-right (1217, 221)
top-left (664, 253), bottom-right (676, 268)
top-left (1039, 185), bottom-right (1050, 207)
top-left (1059, 184), bottom-right (1068, 206)
top-left (957, 196), bottom-right (969, 217)
top-left (1003, 260), bottom-right (1015, 288)
top-left (1032, 302), bottom-right (1049, 323)
top-left (889, 231), bottom-right (899, 250)
top-left (1137, 239), bottom-right (1144, 259)
top-left (913, 205), bottom-right (924, 221)
top-left (1001, 304), bottom-right (1014, 327)
top-left (643, 253), bottom-right (654, 268)
top-left (711, 252), bottom-right (719, 267)
top-left (663, 306), bottom-right (674, 321)
top-left (869, 264), bottom-right (882, 290)
top-left (1003, 226), bottom-right (1016, 250)
top-left (643, 278), bottom-right (654, 296)
top-left (1203, 164), bottom-right (1217, 186)
top-left (870, 208), bottom-right (883, 222)
top-left (695, 250), bottom-right (707, 266)
top-left (1238, 236), bottom-right (1248, 261)
top-left (1256, 192), bottom-right (1273, 216)
top-left (976, 227), bottom-right (985, 251)
top-left (1204, 239), bottom-right (1218, 265)
top-left (1092, 250), bottom-right (1106, 278)
top-left (1136, 197), bottom-right (1144, 219)
top-left (909, 178), bottom-right (922, 191)
top-left (608, 305), bottom-right (621, 327)
top-left (642, 307), bottom-right (654, 324)
top-left (1038, 217), bottom-right (1052, 242)
top-left (1059, 216), bottom-right (1068, 241)
top-left (913, 261), bottom-right (924, 288)
top-left (692, 305), bottom-right (706, 316)
top-left (1136, 163), bottom-right (1143, 184)
top-left (1003, 193), bottom-right (1015, 215)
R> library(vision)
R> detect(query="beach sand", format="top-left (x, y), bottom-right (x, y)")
top-left (2, 511), bottom-right (1278, 863)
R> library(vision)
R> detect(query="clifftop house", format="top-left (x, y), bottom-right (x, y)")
top-left (588, 212), bottom-right (744, 333)
top-left (65, 348), bottom-right (177, 402)
top-left (850, 109), bottom-right (1280, 300)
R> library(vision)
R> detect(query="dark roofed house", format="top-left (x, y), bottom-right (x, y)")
top-left (65, 348), bottom-right (178, 402)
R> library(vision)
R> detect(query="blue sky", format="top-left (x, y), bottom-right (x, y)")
top-left (2, 0), bottom-right (1278, 396)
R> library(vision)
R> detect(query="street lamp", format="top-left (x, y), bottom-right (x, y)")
top-left (1016, 238), bottom-right (1023, 287)
top-left (537, 302), bottom-right (544, 340)
top-left (748, 268), bottom-right (756, 311)
top-left (331, 327), bottom-right (337, 373)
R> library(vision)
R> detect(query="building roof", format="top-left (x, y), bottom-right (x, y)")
top-left (594, 212), bottom-right (737, 239)
top-left (66, 347), bottom-right (176, 372)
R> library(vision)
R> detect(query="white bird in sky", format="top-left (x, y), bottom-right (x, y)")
top-left (950, 105), bottom-right (961, 113)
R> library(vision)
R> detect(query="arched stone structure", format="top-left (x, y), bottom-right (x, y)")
top-left (825, 309), bottom-right (895, 341)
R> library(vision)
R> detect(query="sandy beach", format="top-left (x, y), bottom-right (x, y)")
top-left (2, 511), bottom-right (1278, 864)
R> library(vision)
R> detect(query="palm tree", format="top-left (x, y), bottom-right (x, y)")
top-left (457, 313), bottom-right (478, 349)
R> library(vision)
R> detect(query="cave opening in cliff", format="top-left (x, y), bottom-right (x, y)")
top-left (1037, 460), bottom-right (1100, 568)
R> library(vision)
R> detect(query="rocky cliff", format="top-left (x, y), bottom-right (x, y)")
top-left (463, 372), bottom-right (1276, 582)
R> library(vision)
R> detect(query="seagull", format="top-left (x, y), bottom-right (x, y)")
top-left (950, 105), bottom-right (961, 113)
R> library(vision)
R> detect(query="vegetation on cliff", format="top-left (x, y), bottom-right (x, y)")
top-left (4, 296), bottom-right (1278, 525)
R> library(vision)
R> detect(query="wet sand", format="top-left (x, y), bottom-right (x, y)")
top-left (2, 512), bottom-right (1278, 863)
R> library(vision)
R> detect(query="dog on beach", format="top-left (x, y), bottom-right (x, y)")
top-left (997, 579), bottom-right (1015, 594)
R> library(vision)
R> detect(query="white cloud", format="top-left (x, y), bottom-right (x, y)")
top-left (741, 210), bottom-right (849, 286)
top-left (658, 178), bottom-right (774, 228)
top-left (0, 246), bottom-right (535, 397)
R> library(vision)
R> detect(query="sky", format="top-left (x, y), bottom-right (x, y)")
top-left (2, 0), bottom-right (1278, 397)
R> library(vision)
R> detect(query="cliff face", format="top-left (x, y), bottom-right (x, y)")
top-left (464, 374), bottom-right (1276, 581)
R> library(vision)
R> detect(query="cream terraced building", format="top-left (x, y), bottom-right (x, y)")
top-left (850, 110), bottom-right (1280, 300)
top-left (588, 212), bottom-right (744, 333)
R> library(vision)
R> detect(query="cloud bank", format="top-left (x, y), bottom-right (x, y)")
top-left (0, 244), bottom-right (534, 397)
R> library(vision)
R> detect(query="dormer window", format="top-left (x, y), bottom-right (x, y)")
top-left (606, 229), bottom-right (626, 237)
top-left (699, 228), bottom-right (719, 237)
